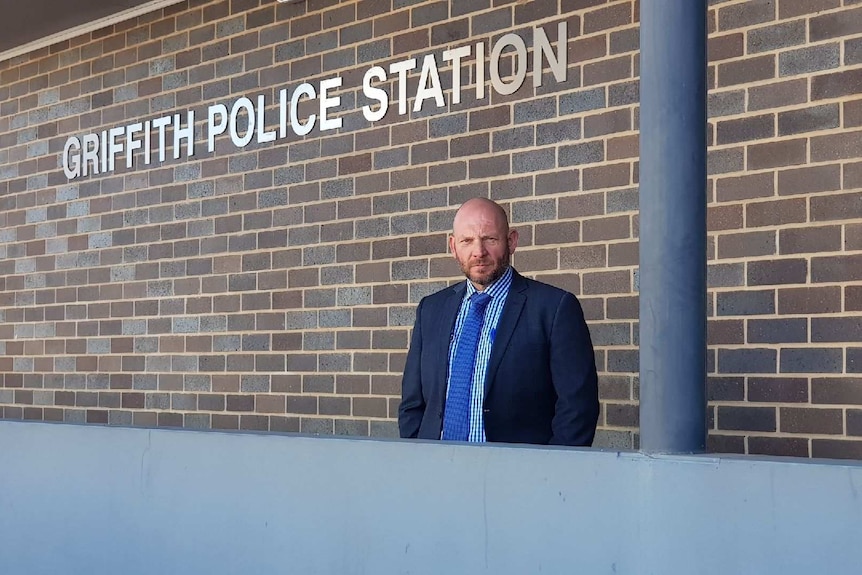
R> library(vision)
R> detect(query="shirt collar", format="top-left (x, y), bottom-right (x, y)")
top-left (465, 265), bottom-right (513, 300)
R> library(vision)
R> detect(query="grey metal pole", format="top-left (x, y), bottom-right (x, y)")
top-left (638, 0), bottom-right (707, 453)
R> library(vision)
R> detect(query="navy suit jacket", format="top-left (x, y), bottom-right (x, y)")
top-left (398, 269), bottom-right (599, 447)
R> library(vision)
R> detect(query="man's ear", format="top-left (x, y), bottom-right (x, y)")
top-left (508, 229), bottom-right (519, 254)
top-left (448, 234), bottom-right (457, 257)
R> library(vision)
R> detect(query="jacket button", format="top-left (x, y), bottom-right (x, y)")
top-left (483, 408), bottom-right (490, 414)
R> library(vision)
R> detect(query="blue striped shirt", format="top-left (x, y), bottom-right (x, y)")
top-left (446, 266), bottom-right (513, 442)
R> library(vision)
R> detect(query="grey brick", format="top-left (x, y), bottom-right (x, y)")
top-left (388, 306), bottom-right (417, 327)
top-left (57, 185), bottom-right (79, 201)
top-left (607, 188), bottom-right (639, 213)
top-left (305, 288), bottom-right (335, 308)
top-left (184, 414), bottom-right (211, 429)
top-left (172, 356), bottom-right (198, 372)
top-left (65, 375), bottom-right (87, 390)
top-left (590, 323), bottom-right (631, 346)
top-left (430, 113), bottom-right (468, 137)
top-left (319, 309), bottom-right (351, 328)
top-left (146, 356), bottom-right (171, 372)
top-left (275, 166), bottom-right (304, 185)
top-left (494, 126), bottom-right (535, 151)
top-left (560, 87), bottom-right (606, 115)
top-left (303, 245), bottom-right (336, 266)
top-left (778, 104), bottom-right (840, 136)
top-left (850, 349), bottom-right (862, 374)
top-left (781, 348), bottom-right (843, 374)
top-left (559, 141), bottom-right (604, 166)
top-left (276, 40), bottom-right (305, 62)
top-left (169, 393), bottom-right (197, 411)
top-left (491, 176), bottom-right (532, 200)
top-left (87, 374), bottom-right (110, 390)
top-left (718, 348), bottom-right (777, 373)
top-left (607, 350), bottom-right (639, 372)
top-left (241, 375), bottom-right (270, 393)
top-left (410, 282), bottom-right (448, 303)
top-left (716, 290), bottom-right (775, 316)
top-left (430, 209), bottom-right (458, 232)
top-left (392, 213), bottom-right (427, 235)
top-left (323, 178), bottom-right (354, 199)
top-left (370, 421), bottom-right (400, 438)
top-left (307, 31), bottom-right (338, 55)
top-left (392, 260), bottom-right (428, 281)
top-left (356, 217), bottom-right (390, 238)
top-left (184, 375), bottom-right (211, 392)
top-left (201, 316), bottom-right (227, 333)
top-left (122, 319), bottom-right (147, 335)
top-left (537, 118), bottom-right (582, 146)
top-left (304, 332), bottom-right (335, 351)
top-left (321, 266), bottom-right (354, 285)
top-left (373, 193), bottom-right (409, 215)
top-left (749, 318), bottom-right (808, 343)
top-left (300, 418), bottom-right (333, 435)
top-left (408, 189), bottom-right (447, 211)
top-left (287, 311), bottom-right (318, 330)
top-left (374, 147), bottom-right (409, 169)
top-left (134, 337), bottom-right (159, 353)
top-left (229, 153), bottom-right (258, 173)
top-left (513, 149), bottom-right (555, 174)
top-left (708, 91), bottom-right (745, 118)
top-left (337, 287), bottom-right (372, 306)
top-left (242, 334), bottom-right (270, 351)
top-left (108, 411), bottom-right (133, 426)
top-left (779, 44), bottom-right (840, 76)
top-left (146, 393), bottom-right (170, 410)
top-left (608, 81), bottom-right (639, 107)
top-left (132, 373), bottom-right (159, 391)
top-left (87, 339), bottom-right (111, 354)
top-left (171, 317), bottom-right (199, 334)
top-left (512, 199), bottom-right (557, 223)
top-left (514, 97), bottom-right (557, 124)
top-left (65, 410), bottom-right (87, 424)
top-left (358, 39), bottom-right (390, 63)
top-left (335, 419), bottom-right (369, 436)
top-left (848, 37), bottom-right (862, 66)
top-left (214, 335), bottom-right (241, 352)
top-left (707, 263), bottom-right (744, 288)
top-left (25, 207), bottom-right (47, 223)
top-left (323, 47), bottom-right (355, 70)
top-left (217, 17), bottom-right (245, 38)
top-left (748, 21), bottom-right (806, 54)
top-left (472, 6), bottom-right (511, 34)
top-left (319, 354), bottom-right (351, 372)
top-left (288, 226), bottom-right (320, 245)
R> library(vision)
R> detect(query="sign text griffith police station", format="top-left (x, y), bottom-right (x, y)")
top-left (61, 23), bottom-right (568, 181)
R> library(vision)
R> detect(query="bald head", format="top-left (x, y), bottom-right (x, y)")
top-left (453, 197), bottom-right (509, 235)
top-left (449, 197), bottom-right (518, 290)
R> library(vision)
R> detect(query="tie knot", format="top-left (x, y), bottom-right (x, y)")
top-left (470, 291), bottom-right (491, 312)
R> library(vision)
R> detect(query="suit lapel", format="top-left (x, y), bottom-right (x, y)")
top-left (436, 282), bottom-right (466, 390)
top-left (484, 271), bottom-right (527, 395)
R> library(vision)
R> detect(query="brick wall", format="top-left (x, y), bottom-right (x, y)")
top-left (0, 0), bottom-right (860, 458)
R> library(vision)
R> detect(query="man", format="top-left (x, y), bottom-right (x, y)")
top-left (398, 197), bottom-right (599, 446)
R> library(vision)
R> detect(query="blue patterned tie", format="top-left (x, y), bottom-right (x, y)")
top-left (442, 291), bottom-right (492, 441)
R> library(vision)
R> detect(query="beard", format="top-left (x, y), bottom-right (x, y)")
top-left (457, 248), bottom-right (510, 287)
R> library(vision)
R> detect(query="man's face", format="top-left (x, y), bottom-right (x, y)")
top-left (449, 203), bottom-right (518, 290)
